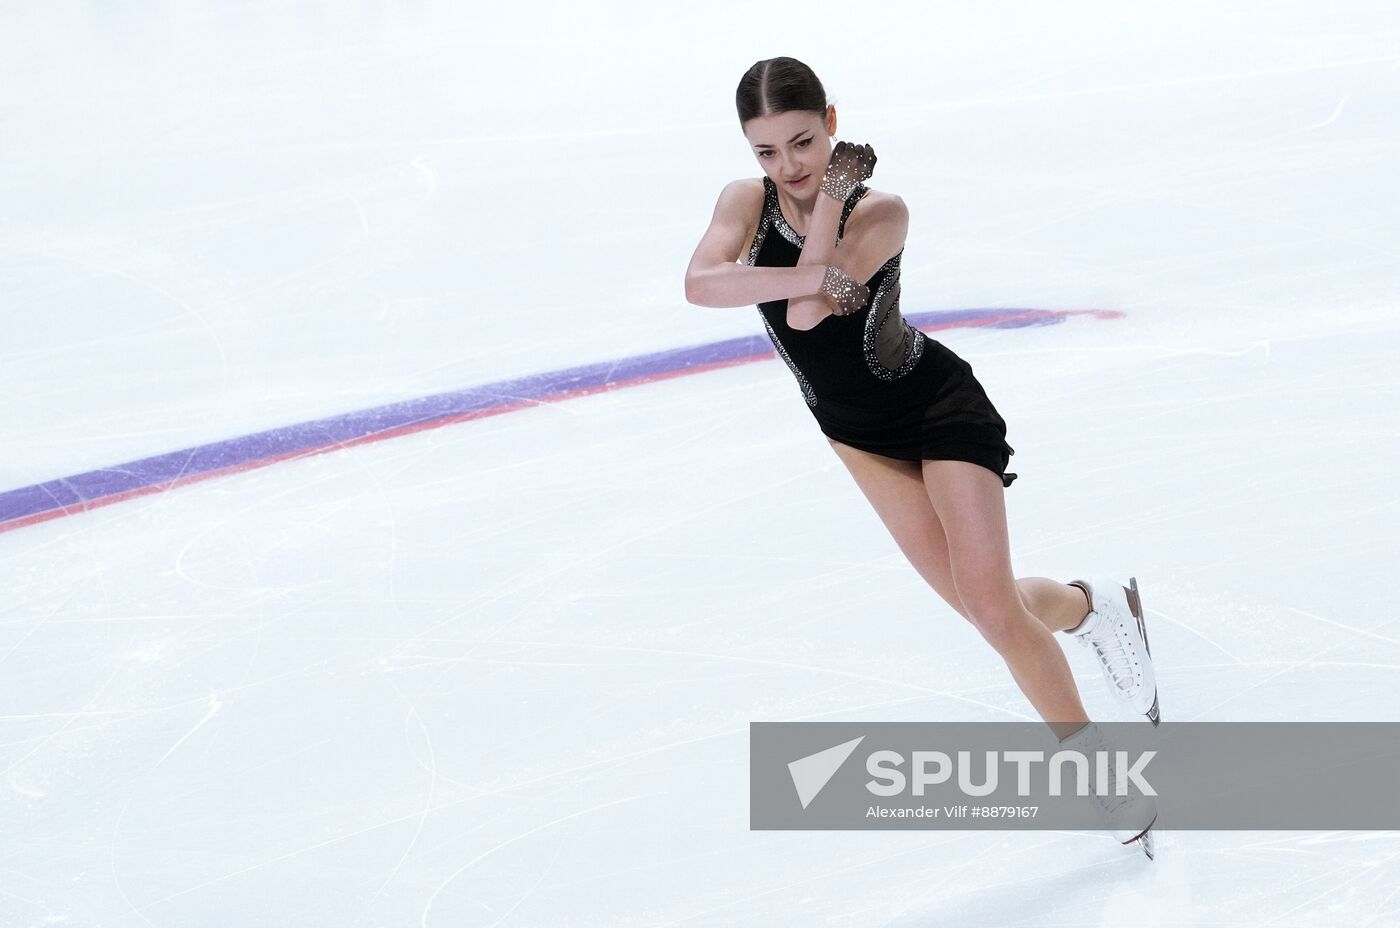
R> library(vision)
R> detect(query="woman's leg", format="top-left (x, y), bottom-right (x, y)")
top-left (825, 438), bottom-right (969, 618)
top-left (920, 458), bottom-right (1088, 738)
top-left (1019, 577), bottom-right (1094, 632)
top-left (825, 439), bottom-right (1092, 635)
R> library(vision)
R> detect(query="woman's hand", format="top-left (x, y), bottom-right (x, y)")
top-left (818, 263), bottom-right (870, 316)
top-left (818, 141), bottom-right (877, 202)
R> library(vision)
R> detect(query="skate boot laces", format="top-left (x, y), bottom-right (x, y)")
top-left (1074, 583), bottom-right (1144, 696)
top-left (1080, 630), bottom-right (1138, 696)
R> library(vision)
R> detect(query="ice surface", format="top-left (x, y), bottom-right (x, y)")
top-left (2, 1), bottom-right (1398, 925)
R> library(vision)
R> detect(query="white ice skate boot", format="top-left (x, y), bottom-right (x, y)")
top-left (1067, 576), bottom-right (1160, 726)
top-left (1058, 721), bottom-right (1157, 859)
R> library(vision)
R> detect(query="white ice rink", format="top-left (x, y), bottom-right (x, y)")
top-left (3, 1), bottom-right (1399, 924)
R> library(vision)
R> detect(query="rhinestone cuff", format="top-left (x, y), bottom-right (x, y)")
top-left (820, 264), bottom-right (864, 315)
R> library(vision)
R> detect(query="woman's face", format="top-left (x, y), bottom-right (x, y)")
top-left (742, 106), bottom-right (836, 198)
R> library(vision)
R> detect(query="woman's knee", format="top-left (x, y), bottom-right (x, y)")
top-left (957, 586), bottom-right (1031, 651)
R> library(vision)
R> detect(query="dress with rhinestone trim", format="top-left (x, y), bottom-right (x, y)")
top-left (747, 175), bottom-right (1018, 488)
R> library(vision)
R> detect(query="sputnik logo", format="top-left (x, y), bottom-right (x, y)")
top-left (788, 736), bottom-right (865, 809)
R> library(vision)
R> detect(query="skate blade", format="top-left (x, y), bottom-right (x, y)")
top-left (1126, 576), bottom-right (1150, 657)
top-left (1127, 576), bottom-right (1161, 726)
top-left (1124, 815), bottom-right (1158, 860)
top-left (1136, 829), bottom-right (1156, 860)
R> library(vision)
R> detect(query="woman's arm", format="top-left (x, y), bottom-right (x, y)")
top-left (831, 195), bottom-right (910, 285)
top-left (684, 180), bottom-right (828, 308)
top-left (786, 194), bottom-right (844, 327)
top-left (787, 141), bottom-right (883, 328)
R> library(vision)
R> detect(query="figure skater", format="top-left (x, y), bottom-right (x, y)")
top-left (683, 56), bottom-right (1162, 857)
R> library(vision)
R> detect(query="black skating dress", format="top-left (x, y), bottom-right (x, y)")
top-left (747, 175), bottom-right (1018, 488)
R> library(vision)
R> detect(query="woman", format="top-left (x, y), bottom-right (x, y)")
top-left (684, 57), bottom-right (1162, 856)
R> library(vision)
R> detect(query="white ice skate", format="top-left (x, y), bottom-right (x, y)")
top-left (1059, 721), bottom-right (1158, 859)
top-left (1067, 576), bottom-right (1160, 726)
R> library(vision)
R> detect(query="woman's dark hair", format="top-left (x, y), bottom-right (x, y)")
top-left (735, 57), bottom-right (829, 126)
